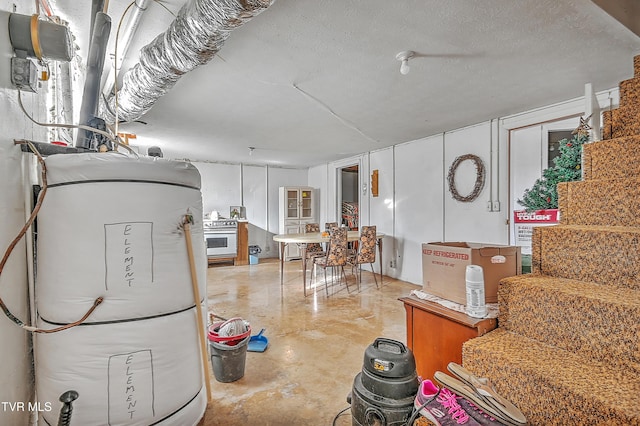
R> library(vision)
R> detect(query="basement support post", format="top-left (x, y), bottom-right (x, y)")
top-left (585, 83), bottom-right (601, 142)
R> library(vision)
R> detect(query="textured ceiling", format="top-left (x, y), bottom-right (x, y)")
top-left (52, 0), bottom-right (640, 167)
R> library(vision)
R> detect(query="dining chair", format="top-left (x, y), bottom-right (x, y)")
top-left (348, 225), bottom-right (378, 290)
top-left (322, 222), bottom-right (342, 258)
top-left (325, 222), bottom-right (356, 255)
top-left (313, 227), bottom-right (349, 296)
top-left (324, 222), bottom-right (339, 231)
top-left (304, 222), bottom-right (326, 261)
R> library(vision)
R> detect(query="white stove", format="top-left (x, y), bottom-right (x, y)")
top-left (203, 219), bottom-right (238, 231)
top-left (203, 219), bottom-right (238, 258)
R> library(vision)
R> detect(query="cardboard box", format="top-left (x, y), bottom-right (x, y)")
top-left (422, 242), bottom-right (521, 305)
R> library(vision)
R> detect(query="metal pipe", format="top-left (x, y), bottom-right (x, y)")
top-left (76, 12), bottom-right (111, 149)
top-left (102, 0), bottom-right (152, 97)
top-left (89, 0), bottom-right (106, 44)
top-left (488, 119), bottom-right (494, 210)
top-left (100, 0), bottom-right (274, 124)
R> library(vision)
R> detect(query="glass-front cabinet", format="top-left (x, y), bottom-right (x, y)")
top-left (285, 188), bottom-right (313, 220)
top-left (287, 189), bottom-right (299, 219)
top-left (279, 186), bottom-right (316, 260)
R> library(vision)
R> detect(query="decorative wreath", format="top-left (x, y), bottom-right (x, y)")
top-left (447, 154), bottom-right (486, 202)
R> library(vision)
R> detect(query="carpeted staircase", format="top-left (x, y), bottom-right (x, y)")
top-left (461, 56), bottom-right (640, 425)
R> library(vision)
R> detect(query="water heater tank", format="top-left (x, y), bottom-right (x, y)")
top-left (34, 152), bottom-right (207, 425)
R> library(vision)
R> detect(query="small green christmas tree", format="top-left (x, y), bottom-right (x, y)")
top-left (518, 131), bottom-right (588, 211)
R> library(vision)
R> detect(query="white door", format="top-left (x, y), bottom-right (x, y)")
top-left (509, 116), bottom-right (578, 243)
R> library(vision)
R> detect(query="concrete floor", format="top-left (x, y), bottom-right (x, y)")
top-left (198, 258), bottom-right (418, 425)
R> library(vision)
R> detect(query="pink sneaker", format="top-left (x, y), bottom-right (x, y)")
top-left (413, 380), bottom-right (505, 425)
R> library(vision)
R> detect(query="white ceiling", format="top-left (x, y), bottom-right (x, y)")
top-left (51, 0), bottom-right (640, 168)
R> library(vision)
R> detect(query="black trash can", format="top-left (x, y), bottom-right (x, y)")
top-left (209, 335), bottom-right (250, 383)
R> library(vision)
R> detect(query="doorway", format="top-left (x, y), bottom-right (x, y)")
top-left (339, 165), bottom-right (359, 230)
top-left (509, 116), bottom-right (577, 271)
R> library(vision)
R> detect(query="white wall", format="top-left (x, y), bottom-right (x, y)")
top-left (308, 165), bottom-right (328, 227)
top-left (393, 135), bottom-right (445, 283)
top-left (369, 148), bottom-right (394, 277)
top-left (0, 4), bottom-right (46, 424)
top-left (443, 122), bottom-right (510, 244)
top-left (193, 162), bottom-right (308, 257)
top-left (242, 165), bottom-right (268, 251)
top-left (197, 162), bottom-right (242, 217)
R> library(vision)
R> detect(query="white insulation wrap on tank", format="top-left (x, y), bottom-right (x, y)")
top-left (36, 309), bottom-right (206, 425)
top-left (35, 153), bottom-right (207, 425)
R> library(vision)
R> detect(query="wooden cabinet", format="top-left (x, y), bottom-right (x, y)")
top-left (399, 296), bottom-right (497, 382)
top-left (234, 221), bottom-right (249, 266)
top-left (278, 186), bottom-right (316, 260)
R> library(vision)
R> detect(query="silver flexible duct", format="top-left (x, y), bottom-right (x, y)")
top-left (100, 0), bottom-right (274, 124)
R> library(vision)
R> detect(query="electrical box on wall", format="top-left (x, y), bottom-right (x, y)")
top-left (10, 57), bottom-right (37, 92)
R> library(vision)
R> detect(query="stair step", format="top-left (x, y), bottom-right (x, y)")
top-left (619, 77), bottom-right (640, 108)
top-left (601, 104), bottom-right (640, 139)
top-left (531, 225), bottom-right (640, 290)
top-left (498, 275), bottom-right (640, 367)
top-left (557, 178), bottom-right (640, 226)
top-left (462, 329), bottom-right (640, 425)
top-left (582, 134), bottom-right (640, 180)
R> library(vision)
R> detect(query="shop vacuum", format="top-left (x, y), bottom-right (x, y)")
top-left (347, 338), bottom-right (419, 426)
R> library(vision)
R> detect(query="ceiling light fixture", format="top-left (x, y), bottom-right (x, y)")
top-left (396, 50), bottom-right (415, 75)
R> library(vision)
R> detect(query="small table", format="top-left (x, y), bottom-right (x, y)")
top-left (399, 295), bottom-right (498, 381)
top-left (273, 231), bottom-right (385, 295)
